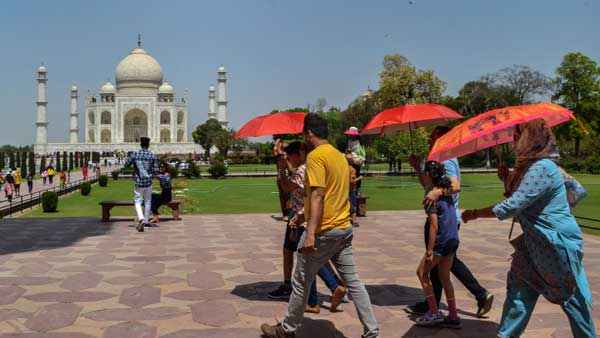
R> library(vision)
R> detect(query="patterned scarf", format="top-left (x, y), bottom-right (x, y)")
top-left (507, 119), bottom-right (560, 195)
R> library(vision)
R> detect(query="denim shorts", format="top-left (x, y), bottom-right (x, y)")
top-left (433, 238), bottom-right (459, 257)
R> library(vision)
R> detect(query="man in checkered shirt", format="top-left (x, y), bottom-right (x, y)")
top-left (125, 137), bottom-right (159, 232)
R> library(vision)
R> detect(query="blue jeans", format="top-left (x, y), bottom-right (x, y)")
top-left (498, 281), bottom-right (596, 337)
top-left (293, 226), bottom-right (340, 307)
top-left (283, 227), bottom-right (379, 338)
top-left (307, 265), bottom-right (340, 306)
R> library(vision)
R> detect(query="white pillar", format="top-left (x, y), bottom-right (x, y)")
top-left (70, 85), bottom-right (79, 144)
top-left (208, 84), bottom-right (216, 120)
top-left (36, 64), bottom-right (49, 145)
top-left (217, 66), bottom-right (228, 127)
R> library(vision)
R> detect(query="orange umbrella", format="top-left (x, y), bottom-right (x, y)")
top-left (427, 102), bottom-right (578, 162)
top-left (233, 112), bottom-right (307, 139)
top-left (361, 104), bottom-right (464, 135)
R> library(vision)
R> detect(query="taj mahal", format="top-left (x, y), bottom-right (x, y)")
top-left (33, 37), bottom-right (228, 155)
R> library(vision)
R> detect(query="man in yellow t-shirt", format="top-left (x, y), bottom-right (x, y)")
top-left (261, 114), bottom-right (379, 338)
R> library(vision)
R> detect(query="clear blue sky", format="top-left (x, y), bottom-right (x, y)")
top-left (0, 0), bottom-right (598, 146)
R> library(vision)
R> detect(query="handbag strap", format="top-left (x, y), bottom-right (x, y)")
top-left (509, 218), bottom-right (515, 240)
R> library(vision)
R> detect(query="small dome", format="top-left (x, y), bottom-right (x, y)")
top-left (38, 64), bottom-right (47, 73)
top-left (218, 66), bottom-right (226, 73)
top-left (101, 81), bottom-right (116, 94)
top-left (71, 85), bottom-right (78, 91)
top-left (115, 47), bottom-right (163, 90)
top-left (159, 82), bottom-right (174, 94)
top-left (209, 84), bottom-right (215, 91)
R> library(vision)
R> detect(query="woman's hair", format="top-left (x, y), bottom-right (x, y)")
top-left (424, 161), bottom-right (452, 189)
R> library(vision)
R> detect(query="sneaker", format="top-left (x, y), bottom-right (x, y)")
top-left (136, 220), bottom-right (145, 232)
top-left (476, 293), bottom-right (494, 318)
top-left (268, 284), bottom-right (292, 300)
top-left (404, 301), bottom-right (429, 315)
top-left (305, 304), bottom-right (320, 314)
top-left (260, 322), bottom-right (295, 338)
top-left (442, 316), bottom-right (462, 329)
top-left (330, 286), bottom-right (346, 312)
top-left (415, 311), bottom-right (444, 327)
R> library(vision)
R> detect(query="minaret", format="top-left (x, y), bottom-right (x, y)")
top-left (36, 64), bottom-right (49, 146)
top-left (216, 66), bottom-right (228, 127)
top-left (208, 84), bottom-right (216, 120)
top-left (70, 84), bottom-right (79, 144)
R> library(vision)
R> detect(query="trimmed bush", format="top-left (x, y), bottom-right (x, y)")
top-left (111, 170), bottom-right (119, 180)
top-left (41, 191), bottom-right (58, 212)
top-left (81, 182), bottom-right (92, 196)
top-left (120, 167), bottom-right (134, 175)
top-left (168, 164), bottom-right (179, 179)
top-left (208, 162), bottom-right (228, 178)
top-left (98, 175), bottom-right (108, 187)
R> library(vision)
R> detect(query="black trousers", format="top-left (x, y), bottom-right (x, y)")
top-left (430, 252), bottom-right (487, 304)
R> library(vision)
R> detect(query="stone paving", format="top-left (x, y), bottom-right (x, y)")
top-left (0, 211), bottom-right (598, 337)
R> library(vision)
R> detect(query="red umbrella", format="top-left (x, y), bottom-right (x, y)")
top-left (233, 112), bottom-right (307, 139)
top-left (361, 104), bottom-right (464, 136)
top-left (427, 102), bottom-right (579, 162)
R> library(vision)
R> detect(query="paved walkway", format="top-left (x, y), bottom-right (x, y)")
top-left (0, 211), bottom-right (598, 337)
top-left (0, 165), bottom-right (122, 208)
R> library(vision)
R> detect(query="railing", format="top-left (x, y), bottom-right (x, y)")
top-left (0, 177), bottom-right (99, 218)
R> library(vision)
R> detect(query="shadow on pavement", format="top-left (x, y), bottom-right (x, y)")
top-left (0, 217), bottom-right (115, 255)
top-left (366, 284), bottom-right (424, 306)
top-left (401, 317), bottom-right (499, 337)
top-left (232, 281), bottom-right (330, 302)
top-left (260, 317), bottom-right (349, 338)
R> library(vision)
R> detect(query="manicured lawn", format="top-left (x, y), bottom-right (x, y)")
top-left (22, 174), bottom-right (600, 235)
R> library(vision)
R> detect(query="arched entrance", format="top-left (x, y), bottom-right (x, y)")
top-left (124, 109), bottom-right (148, 143)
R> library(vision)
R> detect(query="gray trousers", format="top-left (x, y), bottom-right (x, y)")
top-left (282, 227), bottom-right (379, 338)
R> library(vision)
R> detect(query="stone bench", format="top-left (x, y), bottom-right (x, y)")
top-left (100, 200), bottom-right (181, 222)
top-left (357, 195), bottom-right (369, 217)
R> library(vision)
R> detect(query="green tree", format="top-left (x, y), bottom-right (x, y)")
top-left (69, 152), bottom-right (74, 171)
top-left (214, 128), bottom-right (235, 158)
top-left (553, 52), bottom-right (600, 157)
top-left (62, 152), bottom-right (68, 172)
top-left (377, 54), bottom-right (446, 110)
top-left (21, 153), bottom-right (27, 178)
top-left (492, 65), bottom-right (553, 105)
top-left (55, 152), bottom-right (61, 170)
top-left (0, 152), bottom-right (4, 169)
top-left (192, 119), bottom-right (225, 159)
top-left (9, 152), bottom-right (15, 169)
top-left (40, 156), bottom-right (46, 173)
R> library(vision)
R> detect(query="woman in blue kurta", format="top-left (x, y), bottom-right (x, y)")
top-left (461, 119), bottom-right (595, 338)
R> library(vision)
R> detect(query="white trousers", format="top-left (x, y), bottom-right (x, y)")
top-left (134, 186), bottom-right (152, 223)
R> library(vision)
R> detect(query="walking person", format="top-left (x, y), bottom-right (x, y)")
top-left (345, 127), bottom-right (366, 194)
top-left (462, 119), bottom-right (596, 338)
top-left (406, 126), bottom-right (493, 318)
top-left (4, 180), bottom-right (13, 204)
top-left (274, 136), bottom-right (292, 221)
top-left (414, 161), bottom-right (462, 329)
top-left (82, 165), bottom-right (88, 180)
top-left (125, 137), bottom-right (159, 233)
top-left (261, 114), bottom-right (379, 338)
top-left (149, 164), bottom-right (172, 224)
top-left (47, 166), bottom-right (55, 185)
top-left (41, 169), bottom-right (48, 185)
top-left (26, 173), bottom-right (33, 194)
top-left (59, 170), bottom-right (67, 190)
top-left (346, 152), bottom-right (363, 227)
top-left (13, 169), bottom-right (21, 196)
top-left (267, 141), bottom-right (346, 314)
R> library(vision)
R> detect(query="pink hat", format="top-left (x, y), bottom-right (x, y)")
top-left (344, 126), bottom-right (360, 136)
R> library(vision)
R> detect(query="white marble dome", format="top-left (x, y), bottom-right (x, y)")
top-left (115, 47), bottom-right (163, 93)
top-left (38, 64), bottom-right (47, 73)
top-left (100, 81), bottom-right (116, 94)
top-left (158, 82), bottom-right (174, 94)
